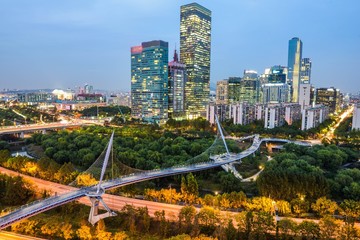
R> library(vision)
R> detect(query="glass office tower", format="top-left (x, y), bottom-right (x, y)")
top-left (131, 40), bottom-right (169, 124)
top-left (168, 50), bottom-right (186, 119)
top-left (240, 70), bottom-right (260, 104)
top-left (287, 37), bottom-right (303, 103)
top-left (180, 3), bottom-right (211, 119)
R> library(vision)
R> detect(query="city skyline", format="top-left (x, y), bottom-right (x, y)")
top-left (0, 0), bottom-right (359, 93)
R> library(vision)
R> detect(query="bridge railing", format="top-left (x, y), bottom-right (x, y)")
top-left (0, 189), bottom-right (86, 221)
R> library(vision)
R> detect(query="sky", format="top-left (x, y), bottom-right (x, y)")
top-left (0, 0), bottom-right (359, 93)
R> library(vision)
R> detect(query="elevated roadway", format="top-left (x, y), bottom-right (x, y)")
top-left (0, 122), bottom-right (90, 135)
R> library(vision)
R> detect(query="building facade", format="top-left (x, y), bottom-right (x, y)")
top-left (301, 105), bottom-right (329, 130)
top-left (18, 92), bottom-right (56, 103)
top-left (288, 37), bottom-right (303, 103)
top-left (168, 50), bottom-right (186, 119)
top-left (216, 80), bottom-right (229, 105)
top-left (284, 103), bottom-right (301, 125)
top-left (180, 3), bottom-right (211, 119)
top-left (268, 65), bottom-right (287, 84)
top-left (352, 103), bottom-right (360, 130)
top-left (230, 102), bottom-right (258, 125)
top-left (131, 40), bottom-right (169, 123)
top-left (315, 87), bottom-right (341, 114)
top-left (262, 83), bottom-right (290, 104)
top-left (264, 105), bottom-right (285, 129)
top-left (298, 83), bottom-right (311, 110)
top-left (300, 58), bottom-right (311, 84)
top-left (239, 70), bottom-right (260, 104)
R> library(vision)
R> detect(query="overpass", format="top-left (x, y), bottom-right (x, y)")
top-left (0, 130), bottom-right (313, 229)
top-left (0, 122), bottom-right (91, 136)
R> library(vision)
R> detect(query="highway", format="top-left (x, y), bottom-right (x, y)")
top-left (324, 106), bottom-right (354, 140)
top-left (0, 122), bottom-right (88, 135)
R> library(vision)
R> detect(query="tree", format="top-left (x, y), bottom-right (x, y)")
top-left (155, 210), bottom-right (169, 237)
top-left (113, 231), bottom-right (128, 240)
top-left (186, 173), bottom-right (199, 197)
top-left (319, 216), bottom-right (341, 240)
top-left (339, 200), bottom-right (360, 225)
top-left (60, 223), bottom-right (74, 240)
top-left (277, 219), bottom-right (297, 239)
top-left (179, 206), bottom-right (196, 233)
top-left (76, 225), bottom-right (92, 240)
top-left (291, 197), bottom-right (310, 216)
top-left (76, 173), bottom-right (98, 187)
top-left (246, 196), bottom-right (274, 213)
top-left (276, 200), bottom-right (291, 216)
top-left (197, 206), bottom-right (219, 227)
top-left (311, 197), bottom-right (338, 217)
top-left (297, 221), bottom-right (320, 239)
top-left (252, 211), bottom-right (275, 239)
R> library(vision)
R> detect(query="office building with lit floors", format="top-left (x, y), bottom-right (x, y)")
top-left (168, 50), bottom-right (186, 119)
top-left (352, 103), bottom-right (360, 130)
top-left (315, 87), bottom-right (341, 114)
top-left (131, 40), bottom-right (169, 124)
top-left (300, 58), bottom-right (312, 84)
top-left (301, 105), bottom-right (329, 130)
top-left (239, 70), bottom-right (261, 104)
top-left (180, 3), bottom-right (211, 119)
top-left (288, 37), bottom-right (303, 102)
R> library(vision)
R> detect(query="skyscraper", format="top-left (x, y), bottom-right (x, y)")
top-left (168, 50), bottom-right (186, 119)
top-left (131, 40), bottom-right (169, 123)
top-left (300, 58), bottom-right (311, 84)
top-left (288, 37), bottom-right (303, 103)
top-left (180, 3), bottom-right (211, 119)
top-left (239, 70), bottom-right (260, 104)
top-left (315, 87), bottom-right (341, 114)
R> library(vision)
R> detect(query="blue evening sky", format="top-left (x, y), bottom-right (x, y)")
top-left (0, 0), bottom-right (359, 93)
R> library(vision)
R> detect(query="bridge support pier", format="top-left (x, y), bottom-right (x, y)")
top-left (88, 196), bottom-right (117, 225)
top-left (20, 132), bottom-right (24, 139)
top-left (42, 129), bottom-right (46, 134)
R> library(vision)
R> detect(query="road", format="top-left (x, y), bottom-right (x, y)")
top-left (324, 106), bottom-right (354, 140)
top-left (1, 166), bottom-right (359, 230)
top-left (0, 166), bottom-right (184, 219)
top-left (0, 231), bottom-right (45, 240)
top-left (0, 122), bottom-right (87, 135)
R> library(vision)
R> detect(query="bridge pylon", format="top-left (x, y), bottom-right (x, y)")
top-left (85, 131), bottom-right (117, 225)
top-left (215, 114), bottom-right (230, 156)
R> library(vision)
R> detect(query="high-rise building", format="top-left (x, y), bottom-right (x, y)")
top-left (215, 77), bottom-right (241, 105)
top-left (168, 50), bottom-right (186, 119)
top-left (264, 104), bottom-right (285, 129)
top-left (131, 40), bottom-right (169, 124)
top-left (288, 37), bottom-right (303, 103)
top-left (352, 103), bottom-right (360, 130)
top-left (216, 80), bottom-right (229, 105)
top-left (239, 70), bottom-right (260, 104)
top-left (262, 83), bottom-right (290, 104)
top-left (228, 77), bottom-right (242, 103)
top-left (300, 58), bottom-right (311, 84)
top-left (301, 105), bottom-right (329, 130)
top-left (180, 3), bottom-right (211, 119)
top-left (298, 83), bottom-right (311, 110)
top-left (315, 87), bottom-right (341, 114)
top-left (268, 66), bottom-right (287, 84)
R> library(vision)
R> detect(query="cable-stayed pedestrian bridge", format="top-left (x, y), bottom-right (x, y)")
top-left (0, 117), bottom-right (313, 229)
